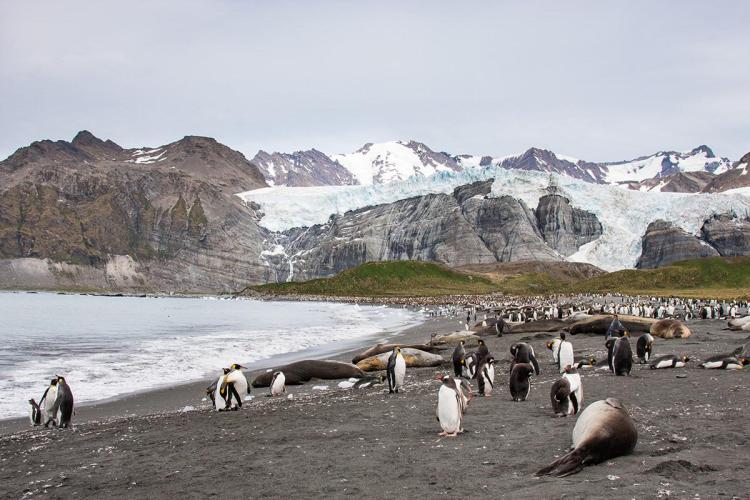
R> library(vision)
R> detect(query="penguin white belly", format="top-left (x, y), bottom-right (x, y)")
top-left (271, 373), bottom-right (286, 396)
top-left (724, 362), bottom-right (743, 370)
top-left (565, 373), bottom-right (583, 408)
top-left (550, 339), bottom-right (561, 363)
top-left (43, 386), bottom-right (57, 421)
top-left (673, 361), bottom-right (685, 368)
top-left (394, 356), bottom-right (406, 389)
top-left (558, 342), bottom-right (574, 373)
top-left (213, 375), bottom-right (227, 410)
top-left (228, 371), bottom-right (248, 395)
top-left (701, 361), bottom-right (724, 369)
top-left (483, 364), bottom-right (495, 396)
top-left (654, 359), bottom-right (673, 369)
top-left (572, 400), bottom-right (611, 448)
top-left (437, 386), bottom-right (462, 433)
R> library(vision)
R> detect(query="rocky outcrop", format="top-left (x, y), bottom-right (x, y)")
top-left (622, 171), bottom-right (716, 193)
top-left (700, 213), bottom-right (750, 257)
top-left (535, 193), bottom-right (602, 256)
top-left (702, 153), bottom-right (750, 193)
top-left (269, 179), bottom-right (604, 281)
top-left (636, 220), bottom-right (718, 269)
top-left (0, 131), bottom-right (273, 293)
top-left (251, 149), bottom-right (358, 187)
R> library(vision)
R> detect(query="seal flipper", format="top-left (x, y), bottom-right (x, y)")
top-left (536, 447), bottom-right (587, 477)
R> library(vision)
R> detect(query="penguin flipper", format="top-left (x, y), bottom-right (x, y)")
top-left (570, 393), bottom-right (579, 415)
top-left (530, 354), bottom-right (540, 376)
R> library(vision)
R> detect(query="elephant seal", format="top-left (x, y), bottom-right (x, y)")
top-left (537, 398), bottom-right (637, 477)
top-left (252, 360), bottom-right (366, 387)
top-left (352, 343), bottom-right (444, 364)
top-left (431, 331), bottom-right (480, 346)
top-left (566, 315), bottom-right (656, 335)
top-left (356, 348), bottom-right (444, 372)
top-left (565, 312), bottom-right (593, 323)
top-left (650, 319), bottom-right (691, 339)
top-left (727, 316), bottom-right (750, 330)
top-left (507, 319), bottom-right (567, 334)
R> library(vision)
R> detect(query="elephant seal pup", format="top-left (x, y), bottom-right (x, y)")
top-left (650, 319), bottom-right (691, 339)
top-left (356, 348), bottom-right (444, 372)
top-left (537, 398), bottom-right (637, 477)
top-left (252, 360), bottom-right (366, 387)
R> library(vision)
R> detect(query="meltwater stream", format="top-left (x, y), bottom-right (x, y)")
top-left (0, 293), bottom-right (423, 419)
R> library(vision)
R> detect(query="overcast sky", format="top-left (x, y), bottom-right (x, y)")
top-left (1, 1), bottom-right (748, 162)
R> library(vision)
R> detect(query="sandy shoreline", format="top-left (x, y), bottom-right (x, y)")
top-left (0, 308), bottom-right (450, 434)
top-left (2, 314), bottom-right (749, 497)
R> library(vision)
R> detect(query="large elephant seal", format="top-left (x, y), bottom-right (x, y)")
top-left (356, 348), bottom-right (444, 372)
top-left (431, 331), bottom-right (480, 346)
top-left (252, 360), bottom-right (365, 387)
top-left (727, 316), bottom-right (750, 330)
top-left (507, 319), bottom-right (567, 334)
top-left (537, 398), bottom-right (637, 477)
top-left (352, 343), bottom-right (444, 364)
top-left (566, 315), bottom-right (656, 335)
top-left (650, 319), bottom-right (691, 339)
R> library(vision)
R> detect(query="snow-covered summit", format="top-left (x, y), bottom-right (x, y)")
top-left (331, 140), bottom-right (461, 185)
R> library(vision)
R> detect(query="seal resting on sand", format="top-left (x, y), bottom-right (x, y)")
top-left (351, 343), bottom-right (443, 364)
top-left (506, 319), bottom-right (567, 334)
top-left (650, 319), bottom-right (691, 339)
top-left (566, 315), bottom-right (655, 335)
top-left (430, 331), bottom-right (480, 346)
top-left (537, 398), bottom-right (637, 477)
top-left (252, 360), bottom-right (365, 387)
top-left (356, 348), bottom-right (444, 372)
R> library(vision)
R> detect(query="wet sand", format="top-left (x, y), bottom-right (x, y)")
top-left (1, 317), bottom-right (749, 498)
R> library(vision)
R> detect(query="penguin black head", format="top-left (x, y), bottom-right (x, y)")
top-left (589, 356), bottom-right (597, 365)
top-left (222, 368), bottom-right (231, 374)
top-left (560, 332), bottom-right (566, 341)
top-left (56, 376), bottom-right (66, 384)
top-left (230, 364), bottom-right (245, 370)
top-left (49, 378), bottom-right (58, 386)
top-left (460, 340), bottom-right (465, 346)
top-left (681, 356), bottom-right (691, 362)
top-left (478, 340), bottom-right (485, 345)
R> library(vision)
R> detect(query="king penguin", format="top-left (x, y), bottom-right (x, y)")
top-left (387, 346), bottom-right (406, 393)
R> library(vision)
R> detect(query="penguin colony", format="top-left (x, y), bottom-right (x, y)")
top-left (24, 298), bottom-right (749, 479)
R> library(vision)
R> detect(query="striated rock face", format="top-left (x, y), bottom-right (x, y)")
top-left (251, 149), bottom-right (358, 187)
top-left (268, 179), bottom-right (603, 281)
top-left (0, 132), bottom-right (274, 292)
top-left (535, 194), bottom-right (603, 256)
top-left (636, 220), bottom-right (718, 269)
top-left (700, 213), bottom-right (750, 256)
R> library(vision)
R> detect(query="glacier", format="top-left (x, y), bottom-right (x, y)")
top-left (237, 167), bottom-right (750, 272)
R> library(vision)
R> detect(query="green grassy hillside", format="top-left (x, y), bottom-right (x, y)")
top-left (244, 261), bottom-right (499, 297)
top-left (242, 257), bottom-right (750, 299)
top-left (566, 257), bottom-right (750, 298)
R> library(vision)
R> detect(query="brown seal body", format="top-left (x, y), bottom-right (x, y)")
top-left (252, 360), bottom-right (365, 387)
top-left (351, 343), bottom-right (443, 364)
top-left (356, 348), bottom-right (444, 372)
top-left (566, 314), bottom-right (655, 335)
top-left (537, 398), bottom-right (637, 477)
top-left (649, 319), bottom-right (691, 339)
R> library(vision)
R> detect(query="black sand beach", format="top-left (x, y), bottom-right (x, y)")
top-left (1, 315), bottom-right (749, 498)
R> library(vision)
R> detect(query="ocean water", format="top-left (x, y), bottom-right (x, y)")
top-left (0, 292), bottom-right (423, 419)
